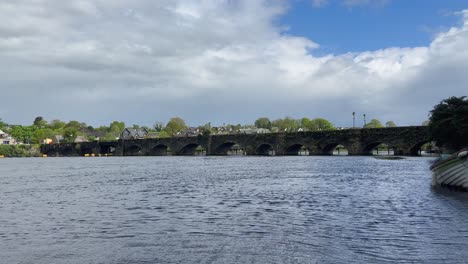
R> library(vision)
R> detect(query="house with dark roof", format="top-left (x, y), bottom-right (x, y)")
top-left (176, 127), bottom-right (202, 137)
top-left (122, 128), bottom-right (149, 140)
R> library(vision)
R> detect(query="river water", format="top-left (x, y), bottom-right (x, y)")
top-left (1, 156), bottom-right (468, 264)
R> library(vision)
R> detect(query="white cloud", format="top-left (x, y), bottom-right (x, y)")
top-left (0, 1), bottom-right (466, 127)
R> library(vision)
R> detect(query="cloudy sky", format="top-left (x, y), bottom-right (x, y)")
top-left (0, 0), bottom-right (467, 127)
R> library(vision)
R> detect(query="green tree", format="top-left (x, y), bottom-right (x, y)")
top-left (0, 118), bottom-right (6, 129)
top-left (33, 116), bottom-right (48, 128)
top-left (63, 127), bottom-right (79, 143)
top-left (158, 130), bottom-right (171, 138)
top-left (429, 96), bottom-right (468, 151)
top-left (153, 122), bottom-right (164, 132)
top-left (364, 119), bottom-right (384, 128)
top-left (49, 119), bottom-right (66, 130)
top-left (164, 117), bottom-right (187, 135)
top-left (9, 126), bottom-right (26, 142)
top-left (32, 128), bottom-right (54, 144)
top-left (100, 132), bottom-right (118, 141)
top-left (66, 120), bottom-right (86, 130)
top-left (109, 121), bottom-right (125, 135)
top-left (309, 118), bottom-right (335, 131)
top-left (300, 117), bottom-right (312, 130)
top-left (272, 117), bottom-right (300, 132)
top-left (385, 121), bottom-right (397, 127)
top-left (254, 117), bottom-right (272, 129)
top-left (9, 125), bottom-right (36, 144)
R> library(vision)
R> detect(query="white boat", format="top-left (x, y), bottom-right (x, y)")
top-left (431, 149), bottom-right (468, 191)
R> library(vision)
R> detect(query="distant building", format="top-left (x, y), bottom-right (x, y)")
top-left (122, 128), bottom-right (149, 140)
top-left (177, 127), bottom-right (202, 137)
top-left (54, 135), bottom-right (64, 144)
top-left (212, 126), bottom-right (234, 135)
top-left (146, 132), bottom-right (160, 139)
top-left (0, 129), bottom-right (16, 145)
top-left (43, 138), bottom-right (53, 144)
top-left (238, 128), bottom-right (270, 134)
top-left (74, 136), bottom-right (89, 143)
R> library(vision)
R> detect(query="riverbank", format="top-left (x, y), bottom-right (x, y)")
top-left (0, 145), bottom-right (41, 157)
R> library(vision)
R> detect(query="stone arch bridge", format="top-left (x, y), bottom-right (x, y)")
top-left (41, 126), bottom-right (431, 157)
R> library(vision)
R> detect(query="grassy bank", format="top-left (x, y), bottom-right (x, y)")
top-left (0, 144), bottom-right (41, 157)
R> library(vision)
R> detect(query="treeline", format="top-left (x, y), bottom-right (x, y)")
top-left (0, 117), bottom-right (127, 144)
top-left (254, 117), bottom-right (397, 131)
top-left (0, 115), bottom-right (398, 144)
top-left (254, 117), bottom-right (335, 132)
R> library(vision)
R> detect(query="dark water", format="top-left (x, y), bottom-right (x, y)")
top-left (1, 157), bottom-right (468, 264)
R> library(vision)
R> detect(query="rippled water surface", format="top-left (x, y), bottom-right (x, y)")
top-left (1, 156), bottom-right (468, 263)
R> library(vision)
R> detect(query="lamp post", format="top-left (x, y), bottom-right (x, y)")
top-left (352, 112), bottom-right (355, 128)
top-left (121, 130), bottom-right (125, 156)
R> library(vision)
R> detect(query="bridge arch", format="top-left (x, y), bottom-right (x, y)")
top-left (214, 142), bottom-right (243, 155)
top-left (410, 141), bottom-right (439, 156)
top-left (126, 145), bottom-right (142, 156)
top-left (363, 142), bottom-right (395, 156)
top-left (100, 143), bottom-right (117, 155)
top-left (149, 144), bottom-right (169, 156)
top-left (322, 143), bottom-right (349, 156)
top-left (285, 144), bottom-right (309, 156)
top-left (178, 143), bottom-right (206, 156)
top-left (255, 143), bottom-right (275, 155)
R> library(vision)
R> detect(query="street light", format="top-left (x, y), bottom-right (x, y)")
top-left (352, 112), bottom-right (355, 128)
top-left (121, 130), bottom-right (125, 156)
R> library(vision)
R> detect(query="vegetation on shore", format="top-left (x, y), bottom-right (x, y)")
top-left (428, 96), bottom-right (468, 152)
top-left (0, 115), bottom-right (398, 145)
top-left (0, 145), bottom-right (40, 157)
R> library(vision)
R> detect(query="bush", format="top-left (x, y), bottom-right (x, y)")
top-left (0, 145), bottom-right (40, 157)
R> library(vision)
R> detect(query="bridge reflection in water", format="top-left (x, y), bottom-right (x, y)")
top-left (41, 126), bottom-right (432, 157)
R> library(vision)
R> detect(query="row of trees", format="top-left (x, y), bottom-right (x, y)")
top-left (0, 117), bottom-right (128, 144)
top-left (0, 116), bottom-right (194, 144)
top-left (254, 117), bottom-right (396, 131)
top-left (0, 114), bottom-right (399, 144)
top-left (254, 117), bottom-right (335, 132)
top-left (363, 119), bottom-right (397, 129)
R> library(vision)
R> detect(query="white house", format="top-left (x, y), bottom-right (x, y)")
top-left (238, 128), bottom-right (270, 134)
top-left (0, 129), bottom-right (16, 145)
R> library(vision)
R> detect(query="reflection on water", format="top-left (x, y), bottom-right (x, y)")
top-left (1, 156), bottom-right (467, 264)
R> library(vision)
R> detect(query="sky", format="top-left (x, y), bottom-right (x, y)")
top-left (0, 0), bottom-right (467, 128)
